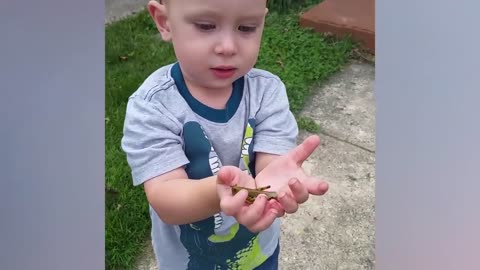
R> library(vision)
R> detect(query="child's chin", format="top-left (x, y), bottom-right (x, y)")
top-left (208, 82), bottom-right (234, 90)
top-left (205, 78), bottom-right (237, 87)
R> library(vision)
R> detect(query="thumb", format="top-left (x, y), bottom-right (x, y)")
top-left (217, 166), bottom-right (243, 203)
top-left (217, 166), bottom-right (240, 186)
top-left (287, 135), bottom-right (320, 166)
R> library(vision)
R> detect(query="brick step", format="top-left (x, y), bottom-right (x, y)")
top-left (300, 0), bottom-right (375, 54)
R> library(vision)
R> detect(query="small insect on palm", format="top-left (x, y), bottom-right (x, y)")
top-left (231, 185), bottom-right (278, 204)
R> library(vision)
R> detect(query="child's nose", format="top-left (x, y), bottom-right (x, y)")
top-left (214, 34), bottom-right (237, 56)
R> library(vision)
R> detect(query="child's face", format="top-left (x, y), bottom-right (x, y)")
top-left (150, 0), bottom-right (268, 92)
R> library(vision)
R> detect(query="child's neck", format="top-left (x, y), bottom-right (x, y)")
top-left (185, 82), bottom-right (232, 110)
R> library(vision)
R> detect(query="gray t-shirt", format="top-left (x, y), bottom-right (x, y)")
top-left (121, 63), bottom-right (298, 269)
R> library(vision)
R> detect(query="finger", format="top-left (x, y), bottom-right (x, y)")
top-left (288, 178), bottom-right (309, 204)
top-left (287, 135), bottom-right (320, 166)
top-left (276, 191), bottom-right (299, 214)
top-left (217, 184), bottom-right (233, 202)
top-left (304, 178), bottom-right (329, 196)
top-left (217, 166), bottom-right (242, 200)
top-left (248, 209), bottom-right (278, 233)
top-left (236, 194), bottom-right (268, 227)
top-left (220, 189), bottom-right (249, 216)
top-left (267, 199), bottom-right (285, 217)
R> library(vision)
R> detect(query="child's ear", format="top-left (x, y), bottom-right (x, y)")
top-left (147, 0), bottom-right (172, 41)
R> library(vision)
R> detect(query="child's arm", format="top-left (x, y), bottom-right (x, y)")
top-left (144, 166), bottom-right (281, 232)
top-left (143, 167), bottom-right (220, 225)
top-left (121, 96), bottom-right (223, 225)
top-left (255, 152), bottom-right (279, 175)
top-left (246, 76), bottom-right (329, 214)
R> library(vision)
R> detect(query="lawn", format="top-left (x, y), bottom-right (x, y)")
top-left (105, 3), bottom-right (353, 269)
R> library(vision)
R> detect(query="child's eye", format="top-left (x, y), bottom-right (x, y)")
top-left (194, 23), bottom-right (216, 31)
top-left (238, 25), bottom-right (257, 33)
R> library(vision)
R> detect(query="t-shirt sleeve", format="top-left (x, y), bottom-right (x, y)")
top-left (121, 96), bottom-right (189, 186)
top-left (253, 79), bottom-right (299, 155)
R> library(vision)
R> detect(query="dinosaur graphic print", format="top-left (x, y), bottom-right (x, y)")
top-left (179, 120), bottom-right (268, 269)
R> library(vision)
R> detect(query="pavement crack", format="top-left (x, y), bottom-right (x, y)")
top-left (319, 131), bottom-right (375, 154)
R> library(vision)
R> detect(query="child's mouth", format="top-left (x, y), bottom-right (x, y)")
top-left (211, 66), bottom-right (236, 79)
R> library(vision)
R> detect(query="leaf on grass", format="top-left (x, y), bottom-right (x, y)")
top-left (276, 59), bottom-right (285, 68)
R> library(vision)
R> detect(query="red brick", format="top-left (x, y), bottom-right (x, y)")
top-left (299, 0), bottom-right (375, 54)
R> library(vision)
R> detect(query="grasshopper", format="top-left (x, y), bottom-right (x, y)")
top-left (231, 185), bottom-right (278, 204)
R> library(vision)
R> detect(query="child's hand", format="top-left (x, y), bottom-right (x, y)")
top-left (216, 166), bottom-right (284, 233)
top-left (255, 135), bottom-right (329, 214)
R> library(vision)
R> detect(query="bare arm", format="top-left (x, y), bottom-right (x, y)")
top-left (255, 152), bottom-right (279, 176)
top-left (143, 153), bottom-right (281, 226)
top-left (143, 168), bottom-right (221, 225)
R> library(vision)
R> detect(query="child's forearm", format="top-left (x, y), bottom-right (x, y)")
top-left (255, 152), bottom-right (280, 175)
top-left (145, 175), bottom-right (221, 225)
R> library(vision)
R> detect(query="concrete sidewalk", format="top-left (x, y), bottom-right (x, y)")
top-left (105, 0), bottom-right (146, 24)
top-left (280, 62), bottom-right (375, 269)
top-left (105, 2), bottom-right (376, 269)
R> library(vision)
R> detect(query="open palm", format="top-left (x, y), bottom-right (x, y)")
top-left (216, 135), bottom-right (329, 232)
top-left (255, 135), bottom-right (329, 212)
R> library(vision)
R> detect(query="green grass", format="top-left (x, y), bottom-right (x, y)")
top-left (297, 117), bottom-right (321, 133)
top-left (106, 4), bottom-right (352, 269)
top-left (267, 0), bottom-right (323, 13)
